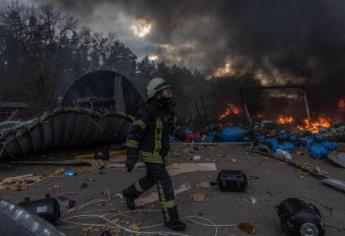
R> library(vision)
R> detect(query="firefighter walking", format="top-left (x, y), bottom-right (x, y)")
top-left (123, 78), bottom-right (186, 231)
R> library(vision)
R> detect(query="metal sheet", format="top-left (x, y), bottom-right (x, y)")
top-left (0, 108), bottom-right (131, 161)
top-left (328, 152), bottom-right (345, 168)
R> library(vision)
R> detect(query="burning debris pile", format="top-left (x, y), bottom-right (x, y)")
top-left (183, 113), bottom-right (345, 160)
top-left (185, 85), bottom-right (345, 164)
top-left (218, 103), bottom-right (241, 121)
top-left (252, 120), bottom-right (339, 160)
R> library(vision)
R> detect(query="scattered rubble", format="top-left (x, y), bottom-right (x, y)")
top-left (237, 222), bottom-right (256, 234)
top-left (167, 162), bottom-right (217, 176)
top-left (0, 173), bottom-right (43, 191)
top-left (198, 181), bottom-right (211, 188)
top-left (251, 149), bottom-right (333, 179)
top-left (328, 152), bottom-right (345, 168)
top-left (1, 109), bottom-right (345, 235)
top-left (192, 193), bottom-right (207, 202)
top-left (191, 155), bottom-right (201, 160)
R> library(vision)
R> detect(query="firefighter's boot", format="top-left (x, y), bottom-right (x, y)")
top-left (164, 206), bottom-right (186, 231)
top-left (122, 185), bottom-right (141, 210)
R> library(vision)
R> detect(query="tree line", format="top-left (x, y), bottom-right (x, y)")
top-left (0, 1), bottom-right (259, 118)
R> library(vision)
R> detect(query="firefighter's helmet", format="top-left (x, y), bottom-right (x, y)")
top-left (146, 78), bottom-right (171, 99)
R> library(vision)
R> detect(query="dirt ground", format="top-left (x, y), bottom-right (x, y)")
top-left (0, 143), bottom-right (344, 236)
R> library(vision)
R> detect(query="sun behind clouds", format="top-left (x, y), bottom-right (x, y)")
top-left (130, 19), bottom-right (152, 38)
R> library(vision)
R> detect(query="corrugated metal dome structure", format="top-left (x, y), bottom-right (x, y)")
top-left (61, 70), bottom-right (145, 116)
top-left (0, 70), bottom-right (145, 161)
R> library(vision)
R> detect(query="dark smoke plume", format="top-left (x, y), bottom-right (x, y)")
top-left (33, 0), bottom-right (345, 115)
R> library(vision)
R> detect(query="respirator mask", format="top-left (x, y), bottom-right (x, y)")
top-left (157, 88), bottom-right (176, 109)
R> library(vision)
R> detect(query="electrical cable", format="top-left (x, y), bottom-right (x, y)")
top-left (75, 198), bottom-right (111, 211)
top-left (63, 214), bottom-right (189, 236)
top-left (62, 210), bottom-right (241, 236)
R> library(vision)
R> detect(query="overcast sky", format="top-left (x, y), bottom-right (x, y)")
top-left (12, 0), bottom-right (345, 85)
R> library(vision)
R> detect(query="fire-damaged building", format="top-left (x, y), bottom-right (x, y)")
top-left (0, 102), bottom-right (28, 122)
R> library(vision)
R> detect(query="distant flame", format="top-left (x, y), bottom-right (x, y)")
top-left (276, 115), bottom-right (294, 124)
top-left (219, 103), bottom-right (241, 120)
top-left (214, 62), bottom-right (235, 77)
top-left (297, 117), bottom-right (331, 134)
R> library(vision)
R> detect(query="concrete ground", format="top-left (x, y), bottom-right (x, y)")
top-left (0, 143), bottom-right (344, 236)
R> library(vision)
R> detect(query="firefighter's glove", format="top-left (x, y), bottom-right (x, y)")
top-left (126, 149), bottom-right (138, 172)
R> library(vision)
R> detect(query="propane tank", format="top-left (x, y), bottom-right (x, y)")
top-left (276, 198), bottom-right (324, 236)
top-left (0, 198), bottom-right (65, 236)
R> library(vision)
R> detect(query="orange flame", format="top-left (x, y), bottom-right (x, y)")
top-left (219, 103), bottom-right (241, 120)
top-left (297, 117), bottom-right (331, 134)
top-left (276, 115), bottom-right (294, 125)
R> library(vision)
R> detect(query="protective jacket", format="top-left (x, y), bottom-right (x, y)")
top-left (126, 101), bottom-right (182, 164)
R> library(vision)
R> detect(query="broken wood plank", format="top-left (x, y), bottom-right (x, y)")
top-left (90, 159), bottom-right (105, 169)
top-left (7, 160), bottom-right (92, 166)
top-left (135, 184), bottom-right (191, 207)
top-left (22, 176), bottom-right (43, 183)
top-left (198, 181), bottom-right (211, 188)
top-left (1, 174), bottom-right (43, 192)
top-left (75, 149), bottom-right (126, 160)
top-left (6, 181), bottom-right (28, 191)
top-left (110, 162), bottom-right (146, 169)
top-left (167, 163), bottom-right (217, 176)
top-left (7, 156), bottom-right (126, 166)
top-left (2, 173), bottom-right (34, 184)
top-left (193, 193), bottom-right (207, 202)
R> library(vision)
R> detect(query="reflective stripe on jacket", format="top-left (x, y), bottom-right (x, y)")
top-left (126, 101), bottom-right (181, 164)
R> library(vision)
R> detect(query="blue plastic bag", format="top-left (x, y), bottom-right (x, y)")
top-left (255, 134), bottom-right (266, 142)
top-left (289, 134), bottom-right (298, 143)
top-left (64, 167), bottom-right (74, 177)
top-left (308, 145), bottom-right (329, 160)
top-left (275, 142), bottom-right (295, 153)
top-left (220, 127), bottom-right (245, 142)
top-left (206, 131), bottom-right (217, 143)
top-left (313, 134), bottom-right (323, 143)
top-left (265, 138), bottom-right (279, 151)
top-left (300, 136), bottom-right (314, 147)
top-left (321, 141), bottom-right (337, 151)
top-left (278, 131), bottom-right (289, 141)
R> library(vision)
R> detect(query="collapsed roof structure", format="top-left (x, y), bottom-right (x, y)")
top-left (0, 70), bottom-right (143, 161)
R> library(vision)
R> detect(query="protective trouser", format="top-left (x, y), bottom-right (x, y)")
top-left (125, 163), bottom-right (179, 223)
